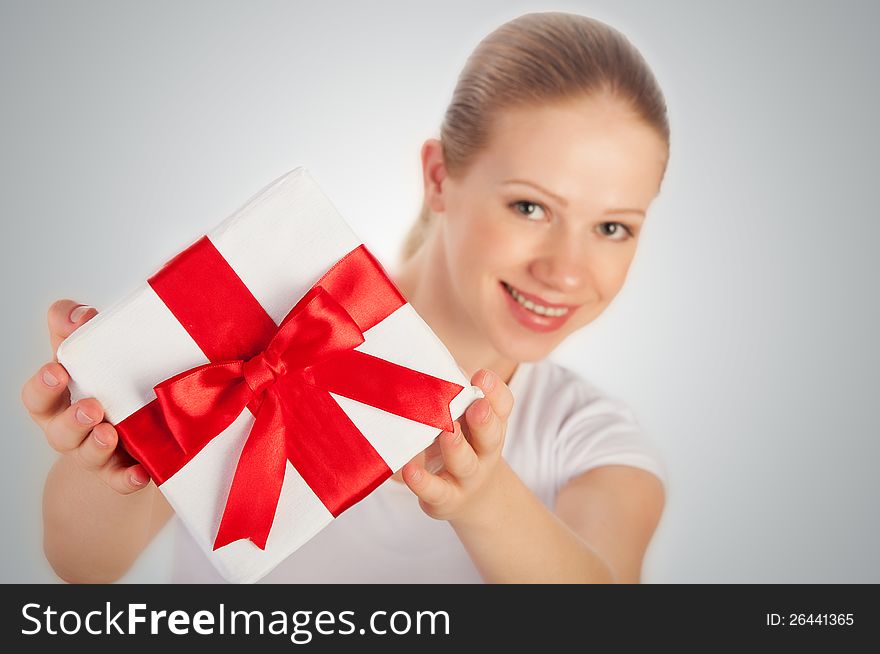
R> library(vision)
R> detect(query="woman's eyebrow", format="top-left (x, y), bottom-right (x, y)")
top-left (605, 207), bottom-right (646, 219)
top-left (501, 179), bottom-right (645, 218)
top-left (502, 179), bottom-right (569, 207)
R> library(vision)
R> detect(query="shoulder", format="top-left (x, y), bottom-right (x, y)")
top-left (514, 358), bottom-right (668, 494)
top-left (516, 358), bottom-right (636, 426)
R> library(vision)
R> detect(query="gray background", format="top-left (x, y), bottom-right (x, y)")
top-left (2, 0), bottom-right (878, 583)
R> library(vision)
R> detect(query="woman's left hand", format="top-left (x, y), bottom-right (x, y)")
top-left (402, 368), bottom-right (515, 522)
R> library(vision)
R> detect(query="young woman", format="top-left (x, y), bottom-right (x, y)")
top-left (22, 12), bottom-right (670, 583)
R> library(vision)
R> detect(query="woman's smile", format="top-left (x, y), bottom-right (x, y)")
top-left (501, 280), bottom-right (577, 315)
top-left (499, 280), bottom-right (578, 333)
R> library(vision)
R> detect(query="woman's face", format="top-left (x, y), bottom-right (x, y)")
top-left (430, 95), bottom-right (668, 363)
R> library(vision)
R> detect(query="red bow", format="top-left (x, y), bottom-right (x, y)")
top-left (153, 283), bottom-right (462, 551)
top-left (113, 237), bottom-right (464, 551)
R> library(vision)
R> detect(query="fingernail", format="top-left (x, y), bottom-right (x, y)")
top-left (476, 400), bottom-right (491, 424)
top-left (409, 468), bottom-right (422, 482)
top-left (41, 370), bottom-right (59, 387)
top-left (93, 431), bottom-right (109, 447)
top-left (69, 305), bottom-right (94, 323)
top-left (482, 370), bottom-right (496, 392)
top-left (452, 422), bottom-right (463, 443)
top-left (129, 473), bottom-right (146, 487)
top-left (75, 407), bottom-right (95, 425)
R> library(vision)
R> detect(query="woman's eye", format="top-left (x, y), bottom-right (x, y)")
top-left (598, 222), bottom-right (634, 241)
top-left (510, 200), bottom-right (547, 221)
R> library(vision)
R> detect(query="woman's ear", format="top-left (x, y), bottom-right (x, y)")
top-left (421, 138), bottom-right (448, 214)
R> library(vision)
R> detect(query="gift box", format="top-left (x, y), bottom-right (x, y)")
top-left (56, 167), bottom-right (483, 583)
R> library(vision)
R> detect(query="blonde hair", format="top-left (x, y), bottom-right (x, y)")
top-left (398, 11), bottom-right (670, 264)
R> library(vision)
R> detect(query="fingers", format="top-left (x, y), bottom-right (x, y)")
top-left (72, 422), bottom-right (118, 471)
top-left (437, 420), bottom-right (479, 480)
top-left (403, 370), bottom-right (514, 521)
top-left (462, 369), bottom-right (512, 457)
top-left (101, 460), bottom-right (151, 495)
top-left (47, 299), bottom-right (97, 358)
top-left (402, 460), bottom-right (456, 508)
top-left (21, 361), bottom-right (71, 430)
top-left (421, 438), bottom-right (444, 475)
top-left (44, 397), bottom-right (105, 454)
top-left (463, 395), bottom-right (505, 457)
top-left (472, 368), bottom-right (514, 422)
top-left (72, 422), bottom-right (151, 494)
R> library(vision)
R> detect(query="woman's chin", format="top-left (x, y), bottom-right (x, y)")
top-left (490, 331), bottom-right (556, 364)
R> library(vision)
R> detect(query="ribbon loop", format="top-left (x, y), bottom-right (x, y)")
top-left (153, 360), bottom-right (252, 455)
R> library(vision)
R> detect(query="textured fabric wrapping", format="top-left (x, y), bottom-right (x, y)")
top-left (55, 167), bottom-right (483, 583)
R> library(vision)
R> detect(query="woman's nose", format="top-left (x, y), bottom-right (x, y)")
top-left (529, 233), bottom-right (588, 293)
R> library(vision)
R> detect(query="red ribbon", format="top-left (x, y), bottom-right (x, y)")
top-left (114, 237), bottom-right (463, 551)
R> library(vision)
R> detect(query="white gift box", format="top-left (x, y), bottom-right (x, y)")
top-left (56, 167), bottom-right (483, 583)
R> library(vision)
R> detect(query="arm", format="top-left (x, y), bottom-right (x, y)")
top-left (554, 464), bottom-right (666, 583)
top-left (43, 456), bottom-right (173, 583)
top-left (402, 368), bottom-right (666, 583)
top-left (448, 458), bottom-right (617, 583)
top-left (23, 300), bottom-right (174, 583)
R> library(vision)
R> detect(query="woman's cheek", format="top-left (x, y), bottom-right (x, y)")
top-left (592, 252), bottom-right (633, 306)
top-left (451, 214), bottom-right (504, 269)
top-left (448, 207), bottom-right (526, 281)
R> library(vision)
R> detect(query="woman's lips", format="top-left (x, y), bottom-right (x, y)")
top-left (499, 281), bottom-right (577, 333)
top-left (501, 281), bottom-right (580, 310)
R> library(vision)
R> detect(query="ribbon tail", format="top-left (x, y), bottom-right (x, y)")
top-left (306, 350), bottom-right (464, 432)
top-left (213, 391), bottom-right (288, 551)
top-left (279, 378), bottom-right (392, 517)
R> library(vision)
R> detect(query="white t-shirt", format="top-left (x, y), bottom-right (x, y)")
top-left (169, 358), bottom-right (669, 583)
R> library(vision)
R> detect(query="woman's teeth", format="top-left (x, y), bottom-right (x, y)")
top-left (503, 282), bottom-right (570, 317)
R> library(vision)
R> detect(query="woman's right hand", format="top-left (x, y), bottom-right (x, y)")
top-left (21, 299), bottom-right (151, 494)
